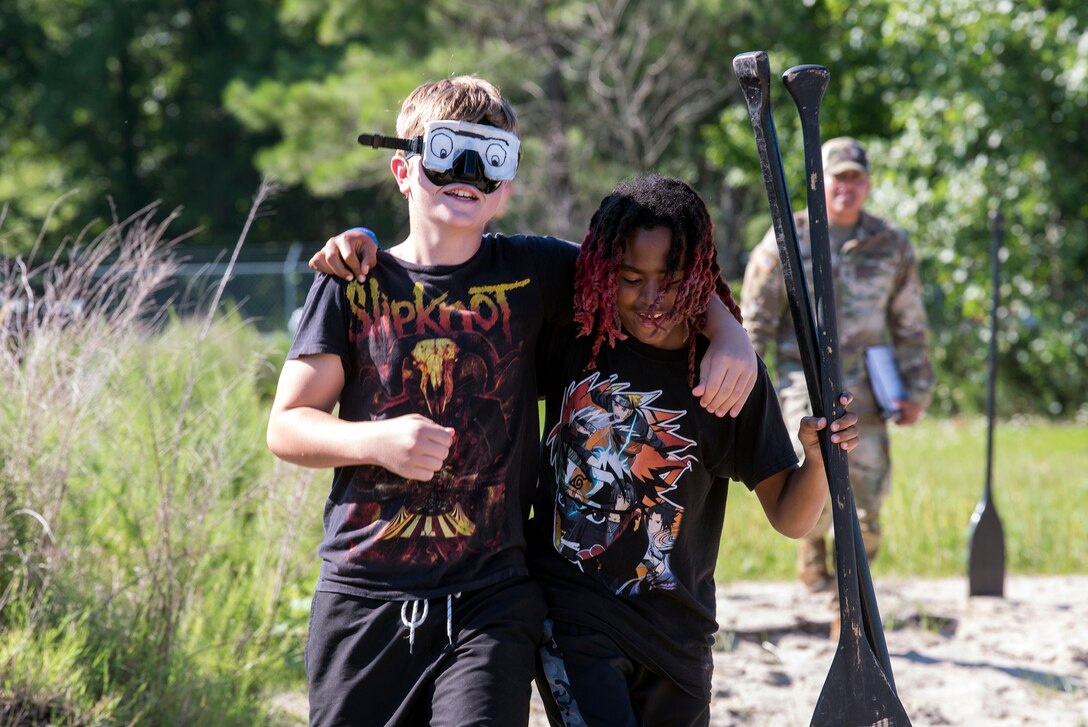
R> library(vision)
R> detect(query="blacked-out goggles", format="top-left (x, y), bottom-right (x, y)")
top-left (358, 120), bottom-right (520, 194)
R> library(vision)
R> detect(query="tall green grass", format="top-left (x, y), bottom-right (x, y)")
top-left (716, 416), bottom-right (1088, 581)
top-left (1, 196), bottom-right (324, 725)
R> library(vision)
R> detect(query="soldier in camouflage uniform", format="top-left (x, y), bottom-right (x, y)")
top-left (740, 137), bottom-right (934, 592)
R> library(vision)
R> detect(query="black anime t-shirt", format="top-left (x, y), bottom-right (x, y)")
top-left (289, 234), bottom-right (578, 600)
top-left (529, 325), bottom-right (798, 700)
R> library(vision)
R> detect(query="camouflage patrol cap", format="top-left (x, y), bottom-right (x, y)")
top-left (823, 137), bottom-right (869, 176)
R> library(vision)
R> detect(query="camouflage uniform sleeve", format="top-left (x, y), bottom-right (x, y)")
top-left (887, 228), bottom-right (935, 411)
top-left (740, 225), bottom-right (787, 359)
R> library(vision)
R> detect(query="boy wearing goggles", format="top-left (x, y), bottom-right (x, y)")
top-left (268, 76), bottom-right (756, 727)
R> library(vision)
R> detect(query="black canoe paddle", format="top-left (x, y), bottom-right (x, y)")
top-left (733, 51), bottom-right (911, 726)
top-left (968, 209), bottom-right (1006, 597)
top-left (781, 62), bottom-right (897, 691)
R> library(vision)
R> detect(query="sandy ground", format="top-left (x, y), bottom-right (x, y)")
top-left (534, 575), bottom-right (1088, 726)
top-left (273, 576), bottom-right (1088, 726)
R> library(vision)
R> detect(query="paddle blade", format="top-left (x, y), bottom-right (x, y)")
top-left (811, 641), bottom-right (912, 726)
top-left (968, 497), bottom-right (1006, 597)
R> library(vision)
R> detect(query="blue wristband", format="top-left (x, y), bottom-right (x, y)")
top-left (348, 227), bottom-right (380, 246)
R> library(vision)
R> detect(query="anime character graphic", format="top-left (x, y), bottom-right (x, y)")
top-left (546, 373), bottom-right (696, 595)
top-left (592, 388), bottom-right (667, 456)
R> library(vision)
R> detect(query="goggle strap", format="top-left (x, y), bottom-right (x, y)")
top-left (357, 132), bottom-right (423, 155)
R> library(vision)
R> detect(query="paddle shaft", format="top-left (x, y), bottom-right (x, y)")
top-left (781, 64), bottom-right (897, 691)
top-left (731, 54), bottom-right (821, 405)
top-left (985, 210), bottom-right (1003, 502)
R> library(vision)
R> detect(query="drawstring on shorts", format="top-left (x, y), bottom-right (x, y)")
top-left (400, 593), bottom-right (461, 653)
top-left (400, 599), bottom-right (429, 653)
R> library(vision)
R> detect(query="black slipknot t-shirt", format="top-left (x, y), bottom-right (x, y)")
top-left (289, 233), bottom-right (578, 600)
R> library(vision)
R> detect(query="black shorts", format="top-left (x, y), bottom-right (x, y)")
top-left (306, 576), bottom-right (545, 727)
top-left (535, 619), bottom-right (710, 727)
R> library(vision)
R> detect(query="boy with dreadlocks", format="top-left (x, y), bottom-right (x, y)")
top-left (528, 174), bottom-right (859, 726)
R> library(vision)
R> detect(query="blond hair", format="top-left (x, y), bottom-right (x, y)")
top-left (396, 76), bottom-right (518, 140)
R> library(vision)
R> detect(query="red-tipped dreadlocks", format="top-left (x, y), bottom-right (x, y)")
top-left (573, 174), bottom-right (742, 384)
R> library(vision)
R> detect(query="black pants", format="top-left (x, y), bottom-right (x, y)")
top-left (306, 577), bottom-right (545, 727)
top-left (535, 619), bottom-right (710, 727)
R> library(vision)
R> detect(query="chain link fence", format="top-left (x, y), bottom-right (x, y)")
top-left (2, 242), bottom-right (319, 345)
top-left (164, 243), bottom-right (316, 334)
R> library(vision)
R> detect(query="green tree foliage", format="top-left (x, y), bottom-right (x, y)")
top-left (224, 0), bottom-right (770, 245)
top-left (1, 0), bottom-right (1083, 415)
top-left (707, 0), bottom-right (1086, 417)
top-left (807, 0), bottom-right (1088, 416)
top-left (0, 0), bottom-right (368, 252)
top-left (222, 1), bottom-right (435, 241)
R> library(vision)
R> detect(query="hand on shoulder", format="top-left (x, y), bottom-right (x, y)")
top-left (309, 227), bottom-right (379, 281)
